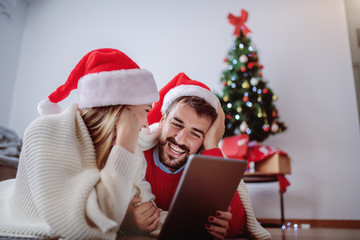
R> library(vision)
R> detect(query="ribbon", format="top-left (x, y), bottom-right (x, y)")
top-left (277, 174), bottom-right (290, 193)
top-left (228, 9), bottom-right (251, 37)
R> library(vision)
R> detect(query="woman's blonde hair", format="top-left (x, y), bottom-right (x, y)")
top-left (81, 105), bottom-right (141, 196)
top-left (81, 105), bottom-right (126, 169)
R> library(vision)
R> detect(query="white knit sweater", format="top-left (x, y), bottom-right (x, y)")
top-left (0, 104), bottom-right (155, 240)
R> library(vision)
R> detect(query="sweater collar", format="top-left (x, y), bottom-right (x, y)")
top-left (153, 146), bottom-right (185, 174)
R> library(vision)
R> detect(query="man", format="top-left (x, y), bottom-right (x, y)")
top-left (123, 73), bottom-right (271, 240)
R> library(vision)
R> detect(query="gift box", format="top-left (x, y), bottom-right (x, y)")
top-left (220, 134), bottom-right (249, 159)
top-left (255, 153), bottom-right (291, 174)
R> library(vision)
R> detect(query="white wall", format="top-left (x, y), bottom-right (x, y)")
top-left (0, 0), bottom-right (27, 127)
top-left (6, 0), bottom-right (360, 221)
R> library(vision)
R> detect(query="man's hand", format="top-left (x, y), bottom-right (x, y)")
top-left (205, 208), bottom-right (232, 240)
top-left (121, 196), bottom-right (160, 234)
top-left (203, 104), bottom-right (225, 150)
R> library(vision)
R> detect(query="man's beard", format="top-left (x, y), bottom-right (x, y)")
top-left (158, 137), bottom-right (190, 172)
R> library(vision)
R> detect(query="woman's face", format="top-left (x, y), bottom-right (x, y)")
top-left (127, 103), bottom-right (153, 129)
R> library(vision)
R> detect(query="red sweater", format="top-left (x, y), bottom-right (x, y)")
top-left (144, 148), bottom-right (245, 237)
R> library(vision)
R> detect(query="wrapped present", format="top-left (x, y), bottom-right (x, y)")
top-left (220, 134), bottom-right (249, 159)
top-left (245, 142), bottom-right (291, 192)
top-left (255, 153), bottom-right (291, 174)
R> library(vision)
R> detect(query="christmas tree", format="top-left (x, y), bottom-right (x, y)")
top-left (218, 9), bottom-right (286, 142)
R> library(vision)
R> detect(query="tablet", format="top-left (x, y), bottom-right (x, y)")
top-left (158, 154), bottom-right (248, 240)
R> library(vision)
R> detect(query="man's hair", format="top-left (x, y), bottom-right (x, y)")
top-left (165, 96), bottom-right (217, 123)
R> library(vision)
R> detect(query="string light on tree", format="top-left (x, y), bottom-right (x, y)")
top-left (217, 9), bottom-right (286, 142)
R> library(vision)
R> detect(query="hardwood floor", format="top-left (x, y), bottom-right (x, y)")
top-left (265, 227), bottom-right (360, 240)
top-left (2, 228), bottom-right (360, 240)
top-left (115, 227), bottom-right (360, 240)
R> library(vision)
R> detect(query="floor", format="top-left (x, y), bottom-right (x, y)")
top-left (1, 227), bottom-right (360, 240)
top-left (116, 227), bottom-right (360, 240)
top-left (266, 227), bottom-right (360, 240)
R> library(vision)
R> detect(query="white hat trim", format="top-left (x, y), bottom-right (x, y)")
top-left (161, 84), bottom-right (219, 114)
top-left (78, 68), bottom-right (159, 109)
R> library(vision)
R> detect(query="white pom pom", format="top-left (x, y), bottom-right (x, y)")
top-left (37, 99), bottom-right (62, 115)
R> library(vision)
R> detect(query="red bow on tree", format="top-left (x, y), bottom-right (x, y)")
top-left (228, 9), bottom-right (251, 37)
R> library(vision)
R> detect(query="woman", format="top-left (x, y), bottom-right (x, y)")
top-left (0, 48), bottom-right (159, 239)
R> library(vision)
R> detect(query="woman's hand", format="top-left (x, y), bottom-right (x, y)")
top-left (205, 208), bottom-right (232, 240)
top-left (114, 107), bottom-right (142, 153)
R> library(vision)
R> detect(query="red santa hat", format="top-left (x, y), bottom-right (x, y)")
top-left (38, 48), bottom-right (159, 115)
top-left (147, 72), bottom-right (219, 125)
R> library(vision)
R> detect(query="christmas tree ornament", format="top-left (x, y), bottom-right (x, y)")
top-left (248, 62), bottom-right (255, 69)
top-left (263, 124), bottom-right (270, 132)
top-left (242, 81), bottom-right (250, 88)
top-left (239, 54), bottom-right (248, 63)
top-left (263, 88), bottom-right (268, 94)
top-left (223, 95), bottom-right (229, 102)
top-left (257, 96), bottom-right (262, 102)
top-left (250, 77), bottom-right (259, 86)
top-left (272, 94), bottom-right (279, 101)
top-left (241, 66), bottom-right (246, 72)
top-left (240, 121), bottom-right (248, 132)
top-left (243, 96), bottom-right (249, 102)
top-left (237, 106), bottom-right (242, 112)
top-left (271, 122), bottom-right (279, 133)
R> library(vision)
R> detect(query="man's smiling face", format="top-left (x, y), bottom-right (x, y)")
top-left (158, 101), bottom-right (212, 172)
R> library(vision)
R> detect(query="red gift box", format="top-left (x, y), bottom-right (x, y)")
top-left (220, 134), bottom-right (249, 159)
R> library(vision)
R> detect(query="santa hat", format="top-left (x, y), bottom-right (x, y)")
top-left (38, 48), bottom-right (159, 115)
top-left (147, 72), bottom-right (219, 125)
